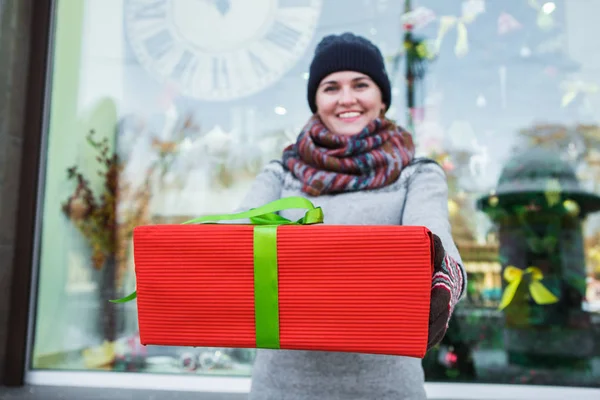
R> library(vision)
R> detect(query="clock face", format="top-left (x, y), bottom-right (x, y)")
top-left (125, 0), bottom-right (322, 101)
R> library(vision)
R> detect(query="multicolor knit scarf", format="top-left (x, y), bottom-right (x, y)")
top-left (282, 115), bottom-right (415, 196)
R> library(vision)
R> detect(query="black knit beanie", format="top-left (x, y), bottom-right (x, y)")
top-left (307, 32), bottom-right (392, 113)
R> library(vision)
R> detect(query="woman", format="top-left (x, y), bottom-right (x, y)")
top-left (238, 32), bottom-right (466, 400)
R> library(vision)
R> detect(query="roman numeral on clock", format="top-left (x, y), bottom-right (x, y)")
top-left (144, 29), bottom-right (174, 60)
top-left (265, 20), bottom-right (302, 50)
top-left (248, 51), bottom-right (271, 78)
top-left (131, 0), bottom-right (167, 20)
top-left (171, 50), bottom-right (198, 87)
top-left (212, 57), bottom-right (230, 90)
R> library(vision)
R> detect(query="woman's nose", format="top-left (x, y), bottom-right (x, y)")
top-left (338, 88), bottom-right (357, 106)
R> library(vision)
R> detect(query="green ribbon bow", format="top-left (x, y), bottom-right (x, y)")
top-left (110, 196), bottom-right (324, 349)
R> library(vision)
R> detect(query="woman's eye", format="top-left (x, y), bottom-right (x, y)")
top-left (324, 86), bottom-right (337, 92)
top-left (355, 82), bottom-right (369, 89)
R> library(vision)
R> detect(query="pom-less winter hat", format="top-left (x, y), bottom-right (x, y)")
top-left (307, 32), bottom-right (392, 113)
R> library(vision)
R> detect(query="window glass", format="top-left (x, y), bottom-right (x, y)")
top-left (33, 0), bottom-right (599, 388)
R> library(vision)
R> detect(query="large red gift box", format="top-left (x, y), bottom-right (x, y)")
top-left (131, 221), bottom-right (434, 358)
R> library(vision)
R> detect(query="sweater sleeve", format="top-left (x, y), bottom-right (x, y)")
top-left (400, 159), bottom-right (467, 300)
top-left (233, 161), bottom-right (285, 213)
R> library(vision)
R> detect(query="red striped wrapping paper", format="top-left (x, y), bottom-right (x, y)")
top-left (132, 224), bottom-right (434, 358)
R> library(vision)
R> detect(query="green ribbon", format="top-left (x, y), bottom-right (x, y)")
top-left (253, 225), bottom-right (280, 348)
top-left (110, 196), bottom-right (324, 349)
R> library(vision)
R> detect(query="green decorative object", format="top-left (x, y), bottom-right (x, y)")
top-left (477, 147), bottom-right (600, 371)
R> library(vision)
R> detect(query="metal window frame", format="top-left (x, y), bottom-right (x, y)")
top-left (3, 0), bottom-right (55, 387)
top-left (25, 371), bottom-right (600, 400)
top-left (5, 1), bottom-right (600, 399)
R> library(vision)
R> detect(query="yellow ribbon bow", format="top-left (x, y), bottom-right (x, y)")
top-left (434, 12), bottom-right (477, 58)
top-left (498, 266), bottom-right (559, 310)
top-left (560, 80), bottom-right (599, 108)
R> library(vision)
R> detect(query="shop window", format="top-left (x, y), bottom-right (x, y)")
top-left (31, 0), bottom-right (599, 389)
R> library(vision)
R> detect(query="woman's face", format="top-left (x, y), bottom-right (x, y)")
top-left (315, 71), bottom-right (386, 136)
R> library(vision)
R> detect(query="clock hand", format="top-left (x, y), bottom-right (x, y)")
top-left (213, 0), bottom-right (231, 16)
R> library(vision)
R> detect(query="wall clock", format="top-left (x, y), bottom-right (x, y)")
top-left (125, 0), bottom-right (322, 101)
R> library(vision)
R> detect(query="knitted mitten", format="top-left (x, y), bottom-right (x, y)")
top-left (427, 234), bottom-right (464, 350)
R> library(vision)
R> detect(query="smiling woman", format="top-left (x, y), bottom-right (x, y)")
top-left (242, 32), bottom-right (460, 400)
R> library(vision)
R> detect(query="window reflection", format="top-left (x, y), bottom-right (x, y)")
top-left (33, 0), bottom-right (600, 389)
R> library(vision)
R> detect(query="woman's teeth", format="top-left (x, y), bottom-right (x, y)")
top-left (338, 112), bottom-right (361, 119)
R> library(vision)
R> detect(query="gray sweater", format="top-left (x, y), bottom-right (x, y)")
top-left (236, 158), bottom-right (466, 400)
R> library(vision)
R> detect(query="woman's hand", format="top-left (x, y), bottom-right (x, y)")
top-left (427, 233), bottom-right (464, 350)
